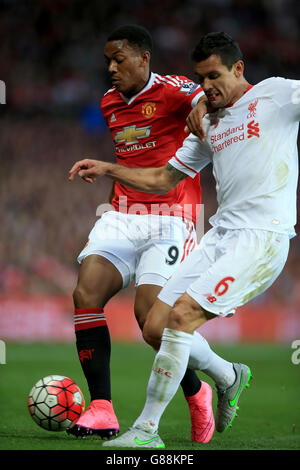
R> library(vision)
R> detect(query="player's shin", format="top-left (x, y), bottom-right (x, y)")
top-left (133, 328), bottom-right (193, 433)
top-left (74, 308), bottom-right (111, 401)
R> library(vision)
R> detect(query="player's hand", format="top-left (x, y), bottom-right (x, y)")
top-left (184, 99), bottom-right (209, 141)
top-left (68, 159), bottom-right (108, 183)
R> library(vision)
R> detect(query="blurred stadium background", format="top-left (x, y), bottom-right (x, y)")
top-left (1, 0), bottom-right (300, 345)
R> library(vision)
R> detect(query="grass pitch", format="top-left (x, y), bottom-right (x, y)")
top-left (0, 342), bottom-right (299, 451)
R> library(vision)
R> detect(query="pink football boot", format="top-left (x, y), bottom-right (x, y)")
top-left (185, 381), bottom-right (215, 443)
top-left (67, 399), bottom-right (119, 438)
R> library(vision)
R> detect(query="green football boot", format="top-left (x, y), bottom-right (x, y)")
top-left (216, 363), bottom-right (253, 432)
top-left (103, 426), bottom-right (165, 449)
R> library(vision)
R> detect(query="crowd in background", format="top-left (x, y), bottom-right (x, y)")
top-left (1, 0), bottom-right (300, 110)
top-left (1, 0), bottom-right (300, 306)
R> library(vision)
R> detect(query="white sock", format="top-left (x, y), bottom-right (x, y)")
top-left (133, 328), bottom-right (193, 433)
top-left (188, 331), bottom-right (235, 390)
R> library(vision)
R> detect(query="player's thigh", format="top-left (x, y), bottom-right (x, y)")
top-left (187, 229), bottom-right (290, 317)
top-left (135, 216), bottom-right (197, 288)
top-left (134, 236), bottom-right (197, 333)
top-left (73, 254), bottom-right (123, 308)
top-left (76, 211), bottom-right (137, 289)
top-left (157, 231), bottom-right (215, 308)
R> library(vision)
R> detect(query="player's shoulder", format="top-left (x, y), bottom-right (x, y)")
top-left (254, 76), bottom-right (296, 94)
top-left (153, 73), bottom-right (199, 93)
top-left (153, 73), bottom-right (194, 84)
top-left (101, 86), bottom-right (118, 103)
top-left (100, 86), bottom-right (120, 115)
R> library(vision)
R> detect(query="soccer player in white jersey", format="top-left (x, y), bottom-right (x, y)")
top-left (70, 32), bottom-right (300, 448)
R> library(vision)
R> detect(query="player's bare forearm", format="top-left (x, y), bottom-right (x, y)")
top-left (104, 162), bottom-right (184, 194)
top-left (68, 158), bottom-right (186, 194)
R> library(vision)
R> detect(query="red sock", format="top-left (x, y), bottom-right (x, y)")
top-left (74, 308), bottom-right (107, 331)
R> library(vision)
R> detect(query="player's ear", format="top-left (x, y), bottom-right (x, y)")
top-left (233, 60), bottom-right (244, 78)
top-left (141, 50), bottom-right (151, 65)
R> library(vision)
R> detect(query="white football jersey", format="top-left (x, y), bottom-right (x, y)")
top-left (169, 77), bottom-right (300, 238)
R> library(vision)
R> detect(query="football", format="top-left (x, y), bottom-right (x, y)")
top-left (28, 375), bottom-right (85, 431)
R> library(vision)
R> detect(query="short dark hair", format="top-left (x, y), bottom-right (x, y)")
top-left (191, 32), bottom-right (243, 69)
top-left (107, 25), bottom-right (153, 54)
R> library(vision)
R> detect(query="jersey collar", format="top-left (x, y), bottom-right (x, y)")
top-left (225, 84), bottom-right (253, 108)
top-left (120, 72), bottom-right (155, 105)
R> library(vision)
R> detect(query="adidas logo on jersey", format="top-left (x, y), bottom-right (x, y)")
top-left (110, 113), bottom-right (116, 122)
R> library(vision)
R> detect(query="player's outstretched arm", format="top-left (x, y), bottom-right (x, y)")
top-left (68, 159), bottom-right (187, 194)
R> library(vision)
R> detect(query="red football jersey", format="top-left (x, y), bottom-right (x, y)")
top-left (100, 73), bottom-right (204, 224)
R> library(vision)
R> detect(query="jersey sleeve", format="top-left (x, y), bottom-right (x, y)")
top-left (168, 131), bottom-right (212, 178)
top-left (100, 88), bottom-right (115, 124)
top-left (100, 96), bottom-right (108, 124)
top-left (272, 77), bottom-right (300, 122)
top-left (165, 75), bottom-right (204, 113)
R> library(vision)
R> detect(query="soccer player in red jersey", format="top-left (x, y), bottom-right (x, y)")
top-left (68, 25), bottom-right (215, 443)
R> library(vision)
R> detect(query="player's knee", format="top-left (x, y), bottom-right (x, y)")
top-left (168, 296), bottom-right (202, 331)
top-left (142, 320), bottom-right (162, 350)
top-left (73, 284), bottom-right (82, 306)
top-left (168, 304), bottom-right (189, 330)
top-left (73, 283), bottom-right (98, 309)
top-left (134, 285), bottom-right (162, 332)
top-left (73, 284), bottom-right (86, 308)
top-left (134, 304), bottom-right (148, 332)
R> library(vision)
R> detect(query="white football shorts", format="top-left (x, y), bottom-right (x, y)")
top-left (158, 227), bottom-right (289, 317)
top-left (77, 211), bottom-right (197, 288)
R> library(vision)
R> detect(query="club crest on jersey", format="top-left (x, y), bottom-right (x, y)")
top-left (142, 102), bottom-right (156, 118)
top-left (115, 125), bottom-right (151, 145)
top-left (247, 99), bottom-right (258, 118)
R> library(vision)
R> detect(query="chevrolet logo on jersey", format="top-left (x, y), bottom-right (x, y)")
top-left (115, 125), bottom-right (151, 145)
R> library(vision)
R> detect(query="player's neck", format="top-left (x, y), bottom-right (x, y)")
top-left (229, 80), bottom-right (251, 106)
top-left (123, 71), bottom-right (152, 99)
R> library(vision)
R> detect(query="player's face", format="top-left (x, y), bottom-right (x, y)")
top-left (104, 40), bottom-right (150, 97)
top-left (194, 54), bottom-right (244, 108)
